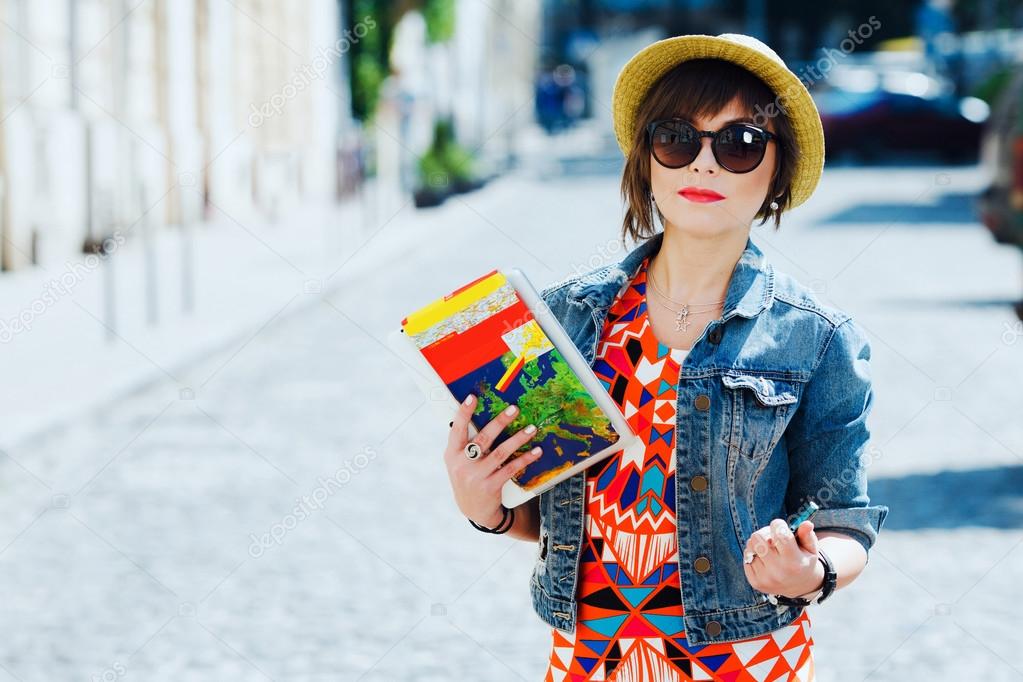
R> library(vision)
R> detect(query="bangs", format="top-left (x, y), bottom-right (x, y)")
top-left (638, 58), bottom-right (779, 130)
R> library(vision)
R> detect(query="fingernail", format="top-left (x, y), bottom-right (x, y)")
top-left (464, 394), bottom-right (474, 405)
top-left (525, 424), bottom-right (537, 434)
top-left (504, 404), bottom-right (517, 416)
top-left (531, 446), bottom-right (542, 455)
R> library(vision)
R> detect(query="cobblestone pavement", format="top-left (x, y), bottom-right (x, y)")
top-left (1, 162), bottom-right (1021, 681)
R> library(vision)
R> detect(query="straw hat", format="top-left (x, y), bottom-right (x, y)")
top-left (611, 33), bottom-right (825, 209)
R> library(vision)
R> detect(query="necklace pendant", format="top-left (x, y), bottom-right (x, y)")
top-left (675, 305), bottom-right (690, 332)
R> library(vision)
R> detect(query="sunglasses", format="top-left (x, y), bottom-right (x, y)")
top-left (645, 118), bottom-right (778, 174)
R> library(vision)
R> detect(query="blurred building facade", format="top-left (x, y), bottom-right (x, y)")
top-left (0, 0), bottom-right (546, 274)
top-left (0, 0), bottom-right (347, 272)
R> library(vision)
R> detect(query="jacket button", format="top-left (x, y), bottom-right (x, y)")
top-left (694, 394), bottom-right (711, 411)
top-left (694, 556), bottom-right (711, 573)
top-left (690, 475), bottom-right (708, 491)
top-left (706, 620), bottom-right (722, 636)
top-left (708, 327), bottom-right (723, 344)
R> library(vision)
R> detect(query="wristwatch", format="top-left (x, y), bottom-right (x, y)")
top-left (769, 548), bottom-right (837, 607)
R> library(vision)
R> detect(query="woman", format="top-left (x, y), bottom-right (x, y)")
top-left (443, 33), bottom-right (888, 680)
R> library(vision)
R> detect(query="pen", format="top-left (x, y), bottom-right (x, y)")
top-left (787, 500), bottom-right (819, 533)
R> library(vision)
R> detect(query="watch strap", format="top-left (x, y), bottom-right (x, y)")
top-left (816, 547), bottom-right (837, 603)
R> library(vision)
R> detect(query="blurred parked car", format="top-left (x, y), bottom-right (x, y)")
top-left (976, 65), bottom-right (1023, 320)
top-left (816, 85), bottom-right (986, 163)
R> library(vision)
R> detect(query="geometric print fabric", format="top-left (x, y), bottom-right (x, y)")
top-left (545, 256), bottom-right (815, 681)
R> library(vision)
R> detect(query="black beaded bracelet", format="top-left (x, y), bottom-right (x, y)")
top-left (468, 506), bottom-right (515, 534)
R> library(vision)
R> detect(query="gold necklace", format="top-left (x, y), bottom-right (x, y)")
top-left (646, 268), bottom-right (725, 333)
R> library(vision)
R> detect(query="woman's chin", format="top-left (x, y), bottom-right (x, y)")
top-left (664, 215), bottom-right (746, 238)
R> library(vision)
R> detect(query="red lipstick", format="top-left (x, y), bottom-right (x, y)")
top-left (678, 186), bottom-right (725, 203)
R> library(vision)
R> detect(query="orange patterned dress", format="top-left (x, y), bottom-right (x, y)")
top-left (545, 255), bottom-right (815, 681)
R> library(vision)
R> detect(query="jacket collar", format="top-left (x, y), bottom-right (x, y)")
top-left (565, 231), bottom-right (774, 322)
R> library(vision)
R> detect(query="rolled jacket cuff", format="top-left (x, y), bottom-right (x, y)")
top-left (808, 504), bottom-right (889, 560)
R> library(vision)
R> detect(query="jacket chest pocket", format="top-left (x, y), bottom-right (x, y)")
top-left (721, 374), bottom-right (800, 460)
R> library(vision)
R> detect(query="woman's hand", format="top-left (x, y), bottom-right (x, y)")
top-left (444, 394), bottom-right (543, 529)
top-left (743, 519), bottom-right (825, 599)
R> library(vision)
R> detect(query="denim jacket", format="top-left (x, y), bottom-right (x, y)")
top-left (530, 230), bottom-right (889, 646)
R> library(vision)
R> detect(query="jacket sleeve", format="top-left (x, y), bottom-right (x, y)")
top-left (784, 316), bottom-right (889, 560)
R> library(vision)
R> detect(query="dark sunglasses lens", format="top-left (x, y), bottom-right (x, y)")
top-left (714, 125), bottom-right (768, 172)
top-left (651, 122), bottom-right (699, 167)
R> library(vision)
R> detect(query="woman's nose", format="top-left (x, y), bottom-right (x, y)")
top-left (689, 137), bottom-right (718, 174)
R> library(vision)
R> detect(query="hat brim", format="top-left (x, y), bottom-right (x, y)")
top-left (612, 34), bottom-right (825, 209)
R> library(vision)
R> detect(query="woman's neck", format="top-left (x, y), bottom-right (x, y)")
top-left (647, 227), bottom-right (749, 305)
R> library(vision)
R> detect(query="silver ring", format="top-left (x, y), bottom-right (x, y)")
top-left (464, 442), bottom-right (483, 460)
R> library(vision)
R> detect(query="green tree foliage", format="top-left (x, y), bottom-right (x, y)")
top-left (346, 0), bottom-right (456, 123)
top-left (422, 0), bottom-right (456, 44)
top-left (347, 0), bottom-right (393, 122)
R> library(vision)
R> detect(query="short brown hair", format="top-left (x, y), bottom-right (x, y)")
top-left (619, 58), bottom-right (799, 243)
